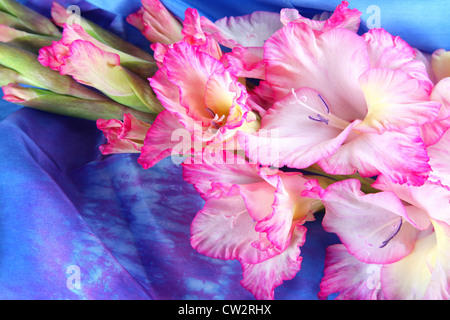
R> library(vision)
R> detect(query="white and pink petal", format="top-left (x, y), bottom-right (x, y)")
top-left (190, 187), bottom-right (279, 264)
top-left (201, 10), bottom-right (283, 49)
top-left (264, 23), bottom-right (369, 120)
top-left (305, 179), bottom-right (420, 264)
top-left (137, 110), bottom-right (189, 169)
top-left (318, 244), bottom-right (385, 300)
top-left (240, 225), bottom-right (307, 300)
top-left (238, 87), bottom-right (360, 169)
top-left (356, 68), bottom-right (440, 133)
top-left (319, 126), bottom-right (431, 186)
top-left (380, 221), bottom-right (449, 300)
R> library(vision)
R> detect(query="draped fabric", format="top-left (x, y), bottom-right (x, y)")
top-left (0, 0), bottom-right (447, 299)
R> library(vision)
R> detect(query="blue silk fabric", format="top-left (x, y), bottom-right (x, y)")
top-left (0, 0), bottom-right (448, 299)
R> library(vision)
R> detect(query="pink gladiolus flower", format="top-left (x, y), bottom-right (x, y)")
top-left (306, 168), bottom-right (450, 299)
top-left (137, 39), bottom-right (259, 169)
top-left (239, 22), bottom-right (440, 186)
top-left (127, 0), bottom-right (183, 44)
top-left (97, 113), bottom-right (151, 154)
top-left (279, 1), bottom-right (361, 32)
top-left (304, 179), bottom-right (420, 265)
top-left (38, 23), bottom-right (150, 72)
top-left (183, 152), bottom-right (326, 299)
top-left (38, 24), bottom-right (162, 113)
top-left (150, 8), bottom-right (223, 69)
top-left (199, 1), bottom-right (360, 79)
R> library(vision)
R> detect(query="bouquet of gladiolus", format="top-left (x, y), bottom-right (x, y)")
top-left (1, 0), bottom-right (449, 300)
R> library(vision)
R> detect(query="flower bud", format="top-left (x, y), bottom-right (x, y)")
top-left (51, 1), bottom-right (155, 64)
top-left (39, 22), bottom-right (156, 78)
top-left (0, 24), bottom-right (58, 53)
top-left (431, 48), bottom-right (450, 83)
top-left (97, 113), bottom-right (151, 154)
top-left (127, 0), bottom-right (183, 44)
top-left (55, 40), bottom-right (162, 113)
top-left (0, 0), bottom-right (60, 37)
top-left (2, 83), bottom-right (157, 122)
top-left (0, 42), bottom-right (104, 100)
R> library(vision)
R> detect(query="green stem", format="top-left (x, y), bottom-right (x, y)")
top-left (304, 165), bottom-right (380, 194)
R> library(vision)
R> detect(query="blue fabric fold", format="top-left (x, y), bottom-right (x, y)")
top-left (0, 0), bottom-right (447, 300)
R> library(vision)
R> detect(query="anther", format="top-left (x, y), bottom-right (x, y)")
top-left (379, 218), bottom-right (403, 248)
top-left (318, 93), bottom-right (330, 114)
top-left (308, 114), bottom-right (329, 125)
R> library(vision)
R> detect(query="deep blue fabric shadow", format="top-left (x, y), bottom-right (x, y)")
top-left (0, 0), bottom-right (447, 300)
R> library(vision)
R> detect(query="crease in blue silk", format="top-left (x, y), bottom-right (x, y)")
top-left (0, 0), bottom-right (447, 299)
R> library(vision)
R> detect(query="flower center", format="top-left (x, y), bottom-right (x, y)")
top-left (291, 89), bottom-right (351, 130)
top-left (205, 107), bottom-right (227, 129)
top-left (379, 218), bottom-right (403, 248)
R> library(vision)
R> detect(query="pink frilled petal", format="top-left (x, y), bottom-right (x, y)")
top-left (381, 220), bottom-right (450, 300)
top-left (38, 40), bottom-right (69, 71)
top-left (374, 175), bottom-right (450, 227)
top-left (190, 186), bottom-right (279, 264)
top-left (199, 7), bottom-right (281, 80)
top-left (431, 77), bottom-right (450, 121)
top-left (149, 66), bottom-right (199, 135)
top-left (222, 46), bottom-right (266, 79)
top-left (363, 29), bottom-right (433, 93)
top-left (240, 225), bottom-right (307, 300)
top-left (363, 28), bottom-right (415, 68)
top-left (428, 129), bottom-right (450, 189)
top-left (201, 10), bottom-right (283, 49)
top-left (182, 152), bottom-right (262, 198)
top-left (356, 68), bottom-right (440, 134)
top-left (319, 126), bottom-right (431, 186)
top-left (281, 1), bottom-right (361, 33)
top-left (238, 87), bottom-right (361, 169)
top-left (148, 67), bottom-right (184, 117)
top-left (38, 24), bottom-right (102, 72)
top-left (126, 0), bottom-right (182, 44)
top-left (279, 8), bottom-right (301, 26)
top-left (421, 77), bottom-right (450, 146)
top-left (120, 113), bottom-right (151, 141)
top-left (304, 179), bottom-right (420, 264)
top-left (137, 110), bottom-right (187, 169)
top-left (50, 1), bottom-right (70, 27)
top-left (150, 42), bottom-right (168, 69)
top-left (421, 118), bottom-right (450, 147)
top-left (182, 8), bottom-right (206, 44)
top-left (318, 244), bottom-right (385, 300)
top-left (180, 8), bottom-right (223, 60)
top-left (252, 173), bottom-right (312, 251)
top-left (162, 41), bottom-right (225, 123)
top-left (59, 40), bottom-right (128, 96)
top-left (97, 116), bottom-right (144, 154)
top-left (264, 22), bottom-right (369, 119)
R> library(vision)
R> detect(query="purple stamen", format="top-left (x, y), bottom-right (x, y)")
top-left (308, 114), bottom-right (329, 125)
top-left (205, 107), bottom-right (215, 118)
top-left (379, 219), bottom-right (403, 248)
top-left (210, 121), bottom-right (221, 129)
top-left (318, 93), bottom-right (330, 114)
